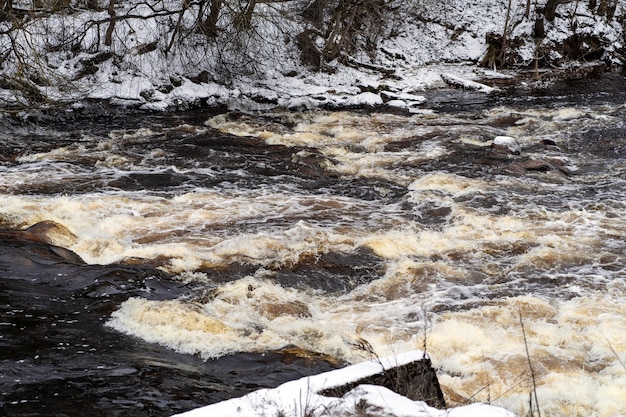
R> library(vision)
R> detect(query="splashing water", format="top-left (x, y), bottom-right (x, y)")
top-left (1, 99), bottom-right (625, 416)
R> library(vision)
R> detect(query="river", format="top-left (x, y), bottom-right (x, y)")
top-left (1, 75), bottom-right (625, 416)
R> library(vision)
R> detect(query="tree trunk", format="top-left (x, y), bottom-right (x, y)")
top-left (596, 0), bottom-right (618, 17)
top-left (202, 0), bottom-right (222, 37)
top-left (237, 0), bottom-right (257, 30)
top-left (104, 0), bottom-right (116, 46)
top-left (533, 15), bottom-right (545, 39)
top-left (606, 0), bottom-right (618, 19)
top-left (544, 0), bottom-right (575, 21)
top-left (498, 0), bottom-right (513, 68)
top-left (86, 0), bottom-right (99, 10)
top-left (321, 1), bottom-right (360, 62)
top-left (166, 1), bottom-right (188, 54)
top-left (302, 0), bottom-right (329, 28)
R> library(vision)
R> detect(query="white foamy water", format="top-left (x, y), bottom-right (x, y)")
top-left (1, 105), bottom-right (625, 416)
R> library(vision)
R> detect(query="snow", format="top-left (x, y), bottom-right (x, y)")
top-left (172, 350), bottom-right (516, 417)
top-left (493, 136), bottom-right (521, 154)
top-left (440, 73), bottom-right (500, 94)
top-left (1, 1), bottom-right (623, 111)
top-left (338, 92), bottom-right (384, 107)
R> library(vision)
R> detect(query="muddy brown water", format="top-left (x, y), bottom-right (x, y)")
top-left (1, 74), bottom-right (625, 416)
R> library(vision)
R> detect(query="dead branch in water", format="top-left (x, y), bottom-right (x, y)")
top-left (519, 308), bottom-right (541, 417)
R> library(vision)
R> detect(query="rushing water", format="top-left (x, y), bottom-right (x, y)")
top-left (1, 77), bottom-right (625, 417)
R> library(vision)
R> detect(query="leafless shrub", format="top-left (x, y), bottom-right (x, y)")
top-left (297, 0), bottom-right (403, 70)
top-left (0, 0), bottom-right (309, 107)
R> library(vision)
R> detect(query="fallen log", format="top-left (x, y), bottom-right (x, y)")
top-left (440, 73), bottom-right (500, 94)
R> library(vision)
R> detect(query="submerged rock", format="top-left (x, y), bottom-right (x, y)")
top-left (517, 158), bottom-right (554, 171)
top-left (262, 300), bottom-right (312, 320)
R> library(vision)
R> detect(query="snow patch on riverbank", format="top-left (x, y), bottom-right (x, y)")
top-left (173, 350), bottom-right (516, 417)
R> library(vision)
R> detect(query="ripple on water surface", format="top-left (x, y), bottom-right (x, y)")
top-left (1, 102), bottom-right (625, 416)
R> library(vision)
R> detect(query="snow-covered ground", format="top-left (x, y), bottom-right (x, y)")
top-left (1, 0), bottom-right (623, 111)
top-left (173, 351), bottom-right (516, 417)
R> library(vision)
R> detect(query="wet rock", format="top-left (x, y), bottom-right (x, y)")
top-left (0, 226), bottom-right (185, 298)
top-left (0, 229), bottom-right (86, 266)
top-left (540, 138), bottom-right (561, 151)
top-left (23, 220), bottom-right (78, 248)
top-left (0, 227), bottom-right (339, 416)
top-left (506, 158), bottom-right (575, 176)
top-left (485, 112), bottom-right (526, 127)
top-left (503, 164), bottom-right (525, 176)
top-left (277, 346), bottom-right (346, 367)
top-left (544, 158), bottom-right (578, 176)
top-left (417, 204), bottom-right (453, 225)
top-left (556, 164), bottom-right (578, 176)
top-left (321, 354), bottom-right (446, 409)
top-left (505, 159), bottom-right (554, 176)
top-left (272, 248), bottom-right (384, 293)
top-left (543, 157), bottom-right (568, 168)
top-left (492, 135), bottom-right (521, 154)
top-left (518, 158), bottom-right (555, 171)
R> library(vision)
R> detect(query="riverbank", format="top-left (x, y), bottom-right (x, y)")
top-left (0, 1), bottom-right (624, 113)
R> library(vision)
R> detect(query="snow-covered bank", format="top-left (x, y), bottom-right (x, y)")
top-left (173, 351), bottom-right (516, 417)
top-left (0, 0), bottom-right (624, 111)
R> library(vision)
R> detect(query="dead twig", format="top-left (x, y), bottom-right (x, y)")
top-left (519, 308), bottom-right (541, 417)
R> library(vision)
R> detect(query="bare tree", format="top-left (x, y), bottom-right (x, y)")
top-left (197, 0), bottom-right (222, 37)
top-left (103, 0), bottom-right (116, 46)
top-left (296, 0), bottom-right (396, 69)
top-left (236, 0), bottom-right (257, 29)
top-left (544, 0), bottom-right (575, 21)
top-left (0, 0), bottom-right (13, 19)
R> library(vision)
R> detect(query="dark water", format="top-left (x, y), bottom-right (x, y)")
top-left (0, 231), bottom-right (337, 416)
top-left (1, 74), bottom-right (625, 416)
top-left (0, 106), bottom-right (343, 416)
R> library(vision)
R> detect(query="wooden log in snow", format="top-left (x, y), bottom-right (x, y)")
top-left (440, 73), bottom-right (500, 94)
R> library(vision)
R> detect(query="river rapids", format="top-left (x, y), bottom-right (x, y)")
top-left (1, 78), bottom-right (625, 416)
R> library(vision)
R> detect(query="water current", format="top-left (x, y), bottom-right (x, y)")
top-left (1, 75), bottom-right (625, 416)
